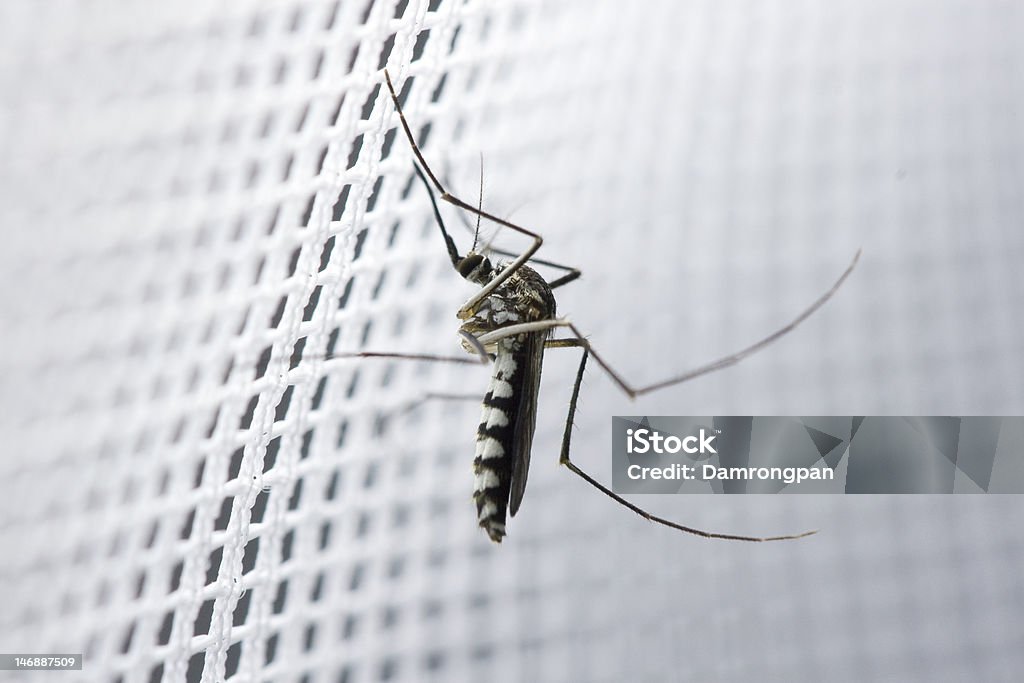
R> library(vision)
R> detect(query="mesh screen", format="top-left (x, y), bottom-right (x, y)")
top-left (2, 1), bottom-right (1023, 682)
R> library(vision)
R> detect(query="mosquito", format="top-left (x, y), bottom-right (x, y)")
top-left (341, 68), bottom-right (860, 543)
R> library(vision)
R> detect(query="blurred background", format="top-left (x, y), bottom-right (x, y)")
top-left (1, 1), bottom-right (1022, 681)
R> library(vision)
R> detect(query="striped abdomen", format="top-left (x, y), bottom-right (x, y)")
top-left (473, 350), bottom-right (524, 542)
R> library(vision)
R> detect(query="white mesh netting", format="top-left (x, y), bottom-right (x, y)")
top-left (2, 1), bottom-right (1024, 681)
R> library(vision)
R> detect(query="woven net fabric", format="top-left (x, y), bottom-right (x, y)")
top-left (2, 1), bottom-right (1023, 682)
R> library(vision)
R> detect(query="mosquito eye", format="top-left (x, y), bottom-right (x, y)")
top-left (457, 254), bottom-right (488, 279)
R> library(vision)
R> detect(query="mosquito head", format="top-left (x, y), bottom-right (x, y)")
top-left (457, 251), bottom-right (493, 284)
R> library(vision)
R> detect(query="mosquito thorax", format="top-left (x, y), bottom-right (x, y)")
top-left (457, 252), bottom-right (493, 284)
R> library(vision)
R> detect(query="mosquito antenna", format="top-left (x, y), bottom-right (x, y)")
top-left (472, 153), bottom-right (484, 252)
top-left (383, 68), bottom-right (546, 316)
top-left (433, 169), bottom-right (579, 281)
top-left (441, 168), bottom-right (530, 257)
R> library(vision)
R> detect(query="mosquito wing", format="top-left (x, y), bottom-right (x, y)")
top-left (508, 330), bottom-right (546, 517)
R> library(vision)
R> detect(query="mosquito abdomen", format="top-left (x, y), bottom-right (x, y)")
top-left (472, 350), bottom-right (523, 542)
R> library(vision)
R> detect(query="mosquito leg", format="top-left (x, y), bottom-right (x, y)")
top-left (383, 69), bottom-right (547, 313)
top-left (543, 266), bottom-right (581, 290)
top-left (387, 67), bottom-right (855, 360)
top-left (386, 391), bottom-right (483, 417)
top-left (325, 351), bottom-right (485, 365)
top-left (440, 168), bottom-right (581, 289)
top-left (474, 318), bottom-right (571, 347)
top-left (321, 352), bottom-right (485, 414)
top-left (454, 212), bottom-right (581, 288)
top-left (326, 322), bottom-right (569, 368)
top-left (515, 254), bottom-right (579, 288)
top-left (459, 330), bottom-right (491, 363)
top-left (545, 338), bottom-right (816, 542)
top-left (537, 248), bottom-right (859, 539)
top-left (422, 392), bottom-right (482, 402)
top-left (319, 328), bottom-right (491, 366)
top-left (555, 249), bottom-right (861, 397)
top-left (486, 246), bottom-right (579, 289)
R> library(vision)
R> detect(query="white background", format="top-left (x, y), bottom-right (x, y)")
top-left (1, 1), bottom-right (1022, 681)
